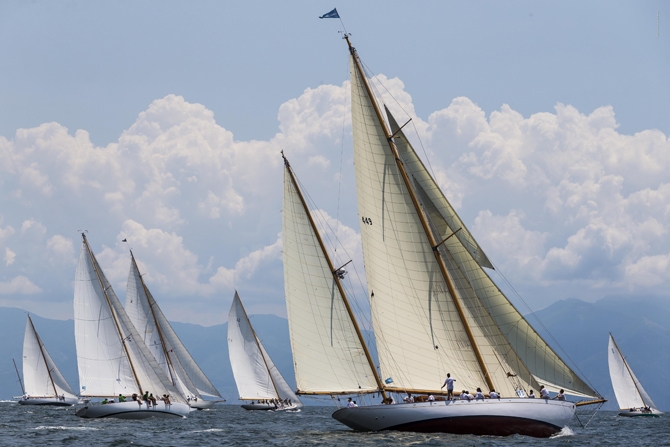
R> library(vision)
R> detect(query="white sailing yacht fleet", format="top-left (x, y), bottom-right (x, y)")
top-left (15, 315), bottom-right (77, 406)
top-left (227, 291), bottom-right (302, 411)
top-left (125, 250), bottom-right (224, 409)
top-left (608, 333), bottom-right (661, 417)
top-left (280, 35), bottom-right (605, 437)
top-left (73, 234), bottom-right (189, 418)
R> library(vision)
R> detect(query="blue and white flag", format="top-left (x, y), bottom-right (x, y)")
top-left (319, 8), bottom-right (340, 19)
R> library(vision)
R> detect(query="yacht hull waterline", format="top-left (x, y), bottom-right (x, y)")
top-left (332, 399), bottom-right (575, 438)
top-left (75, 401), bottom-right (190, 419)
top-left (18, 396), bottom-right (77, 406)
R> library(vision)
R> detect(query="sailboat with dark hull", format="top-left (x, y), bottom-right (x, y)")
top-left (280, 34), bottom-right (605, 438)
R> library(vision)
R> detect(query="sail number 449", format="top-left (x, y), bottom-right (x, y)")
top-left (362, 217), bottom-right (373, 225)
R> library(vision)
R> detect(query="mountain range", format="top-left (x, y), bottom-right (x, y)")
top-left (1, 295), bottom-right (668, 410)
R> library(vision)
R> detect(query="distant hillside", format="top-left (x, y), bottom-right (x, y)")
top-left (1, 296), bottom-right (668, 410)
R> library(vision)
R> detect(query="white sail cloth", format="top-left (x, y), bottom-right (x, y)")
top-left (228, 292), bottom-right (301, 404)
top-left (125, 254), bottom-right (221, 400)
top-left (22, 316), bottom-right (76, 399)
top-left (608, 334), bottom-right (659, 411)
top-left (74, 237), bottom-right (185, 403)
top-left (282, 162), bottom-right (379, 394)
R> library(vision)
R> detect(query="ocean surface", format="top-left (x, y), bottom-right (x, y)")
top-left (0, 402), bottom-right (667, 446)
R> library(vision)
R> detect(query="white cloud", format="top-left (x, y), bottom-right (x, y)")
top-left (46, 234), bottom-right (75, 264)
top-left (0, 276), bottom-right (42, 295)
top-left (4, 247), bottom-right (15, 266)
top-left (20, 218), bottom-right (46, 236)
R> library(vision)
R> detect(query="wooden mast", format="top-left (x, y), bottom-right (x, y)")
top-left (234, 292), bottom-right (281, 401)
top-left (345, 35), bottom-right (496, 393)
top-left (283, 154), bottom-right (388, 400)
top-left (82, 233), bottom-right (144, 396)
top-left (28, 315), bottom-right (59, 397)
top-left (130, 251), bottom-right (179, 388)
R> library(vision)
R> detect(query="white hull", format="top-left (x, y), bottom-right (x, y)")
top-left (189, 399), bottom-right (217, 410)
top-left (332, 398), bottom-right (575, 438)
top-left (75, 401), bottom-right (189, 419)
top-left (18, 396), bottom-right (78, 406)
top-left (618, 409), bottom-right (662, 417)
top-left (242, 403), bottom-right (303, 411)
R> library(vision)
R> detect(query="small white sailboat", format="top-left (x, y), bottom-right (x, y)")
top-left (125, 250), bottom-right (224, 410)
top-left (278, 34), bottom-right (606, 437)
top-left (73, 234), bottom-right (189, 419)
top-left (608, 333), bottom-right (661, 417)
top-left (15, 315), bottom-right (77, 406)
top-left (227, 291), bottom-right (302, 411)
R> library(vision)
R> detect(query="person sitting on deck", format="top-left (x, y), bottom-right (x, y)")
top-left (118, 394), bottom-right (126, 403)
top-left (347, 397), bottom-right (355, 408)
top-left (552, 389), bottom-right (566, 401)
top-left (539, 386), bottom-right (550, 399)
top-left (403, 392), bottom-right (414, 403)
top-left (459, 390), bottom-right (469, 400)
top-left (528, 390), bottom-right (535, 398)
top-left (163, 394), bottom-right (171, 405)
top-left (428, 394), bottom-right (435, 402)
top-left (101, 398), bottom-right (108, 404)
top-left (488, 389), bottom-right (499, 399)
top-left (474, 388), bottom-right (484, 400)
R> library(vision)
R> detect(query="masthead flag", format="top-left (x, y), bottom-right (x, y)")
top-left (319, 8), bottom-right (340, 19)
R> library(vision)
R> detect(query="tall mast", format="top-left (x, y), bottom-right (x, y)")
top-left (345, 35), bottom-right (495, 392)
top-left (13, 358), bottom-right (25, 395)
top-left (283, 154), bottom-right (388, 400)
top-left (235, 292), bottom-right (281, 399)
top-left (28, 315), bottom-right (58, 397)
top-left (610, 333), bottom-right (646, 407)
top-left (130, 251), bottom-right (178, 387)
top-left (82, 233), bottom-right (143, 395)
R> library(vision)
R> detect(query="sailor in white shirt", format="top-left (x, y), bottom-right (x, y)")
top-left (474, 388), bottom-right (485, 400)
top-left (488, 389), bottom-right (499, 399)
top-left (459, 390), bottom-right (469, 400)
top-left (440, 373), bottom-right (456, 400)
top-left (539, 386), bottom-right (550, 399)
top-left (552, 389), bottom-right (566, 401)
top-left (428, 394), bottom-right (435, 402)
top-left (346, 397), bottom-right (355, 408)
top-left (528, 390), bottom-right (536, 398)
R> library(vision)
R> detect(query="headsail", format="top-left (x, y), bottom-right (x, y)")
top-left (228, 291), bottom-right (301, 405)
top-left (125, 252), bottom-right (222, 400)
top-left (608, 334), bottom-right (659, 411)
top-left (282, 157), bottom-right (381, 395)
top-left (22, 315), bottom-right (76, 398)
top-left (74, 235), bottom-right (185, 403)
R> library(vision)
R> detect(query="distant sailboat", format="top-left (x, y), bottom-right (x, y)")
top-left (125, 250), bottom-right (224, 410)
top-left (73, 234), bottom-right (189, 419)
top-left (227, 291), bottom-right (302, 411)
top-left (15, 315), bottom-right (77, 406)
top-left (608, 333), bottom-right (661, 417)
top-left (279, 34), bottom-right (606, 438)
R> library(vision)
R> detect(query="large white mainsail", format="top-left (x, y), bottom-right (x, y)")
top-left (228, 291), bottom-right (301, 406)
top-left (282, 157), bottom-right (381, 395)
top-left (125, 251), bottom-right (222, 401)
top-left (347, 38), bottom-right (600, 401)
top-left (74, 234), bottom-right (185, 404)
top-left (608, 334), bottom-right (660, 412)
top-left (22, 315), bottom-right (76, 400)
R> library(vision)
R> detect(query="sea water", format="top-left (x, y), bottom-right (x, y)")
top-left (0, 402), bottom-right (667, 446)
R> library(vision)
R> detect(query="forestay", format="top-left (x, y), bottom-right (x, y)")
top-left (23, 316), bottom-right (76, 398)
top-left (608, 334), bottom-right (658, 411)
top-left (282, 161), bottom-right (379, 395)
top-left (74, 236), bottom-right (185, 403)
top-left (125, 254), bottom-right (221, 400)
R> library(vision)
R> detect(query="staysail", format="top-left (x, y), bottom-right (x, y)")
top-left (608, 334), bottom-right (659, 411)
top-left (125, 251), bottom-right (222, 400)
top-left (228, 291), bottom-right (301, 405)
top-left (74, 234), bottom-right (185, 402)
top-left (347, 37), bottom-right (600, 399)
top-left (282, 156), bottom-right (381, 395)
top-left (22, 315), bottom-right (76, 399)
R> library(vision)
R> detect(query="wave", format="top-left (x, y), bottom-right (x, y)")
top-left (34, 426), bottom-right (99, 431)
top-left (550, 426), bottom-right (575, 438)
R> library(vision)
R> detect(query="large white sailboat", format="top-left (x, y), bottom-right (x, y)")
top-left (125, 250), bottom-right (224, 410)
top-left (608, 333), bottom-right (661, 417)
top-left (15, 315), bottom-right (78, 406)
top-left (279, 35), bottom-right (605, 437)
top-left (73, 234), bottom-right (189, 419)
top-left (227, 291), bottom-right (302, 411)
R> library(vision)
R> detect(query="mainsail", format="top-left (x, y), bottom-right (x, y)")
top-left (608, 334), bottom-right (659, 411)
top-left (282, 156), bottom-right (381, 395)
top-left (74, 234), bottom-right (185, 403)
top-left (125, 251), bottom-right (222, 400)
top-left (228, 291), bottom-right (301, 405)
top-left (22, 315), bottom-right (76, 399)
top-left (347, 37), bottom-right (600, 399)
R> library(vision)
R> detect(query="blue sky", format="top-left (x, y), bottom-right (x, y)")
top-left (0, 1), bottom-right (668, 324)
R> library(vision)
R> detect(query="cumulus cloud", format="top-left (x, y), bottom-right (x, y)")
top-left (1, 76), bottom-right (668, 321)
top-left (0, 276), bottom-right (41, 295)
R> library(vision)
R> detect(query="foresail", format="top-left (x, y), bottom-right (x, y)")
top-left (386, 108), bottom-right (598, 398)
top-left (75, 238), bottom-right (185, 403)
top-left (608, 335), bottom-right (655, 410)
top-left (22, 317), bottom-right (57, 397)
top-left (282, 162), bottom-right (379, 394)
top-left (228, 292), bottom-right (278, 400)
top-left (259, 339), bottom-right (302, 406)
top-left (34, 320), bottom-right (77, 397)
